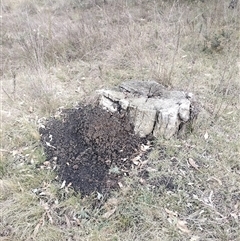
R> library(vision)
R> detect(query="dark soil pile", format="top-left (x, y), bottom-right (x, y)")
top-left (39, 105), bottom-right (146, 196)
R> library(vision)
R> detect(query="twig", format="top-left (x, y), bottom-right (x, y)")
top-left (2, 87), bottom-right (14, 102)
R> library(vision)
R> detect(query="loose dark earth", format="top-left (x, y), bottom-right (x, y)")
top-left (39, 105), bottom-right (147, 196)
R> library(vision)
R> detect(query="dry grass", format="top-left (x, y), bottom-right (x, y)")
top-left (1, 0), bottom-right (240, 240)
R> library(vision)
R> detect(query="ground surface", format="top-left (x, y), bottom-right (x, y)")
top-left (40, 105), bottom-right (146, 196)
top-left (1, 0), bottom-right (240, 241)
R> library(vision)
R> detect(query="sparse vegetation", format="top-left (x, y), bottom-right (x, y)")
top-left (1, 0), bottom-right (240, 240)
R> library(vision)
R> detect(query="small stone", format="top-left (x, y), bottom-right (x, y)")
top-left (73, 164), bottom-right (79, 169)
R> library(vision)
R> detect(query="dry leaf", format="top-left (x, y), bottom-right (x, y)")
top-left (102, 207), bottom-right (116, 219)
top-left (11, 150), bottom-right (19, 156)
top-left (60, 180), bottom-right (66, 189)
top-left (43, 203), bottom-right (53, 224)
top-left (165, 208), bottom-right (178, 218)
top-left (190, 235), bottom-right (200, 241)
top-left (139, 178), bottom-right (146, 185)
top-left (45, 142), bottom-right (56, 149)
top-left (29, 106), bottom-right (34, 113)
top-left (165, 209), bottom-right (191, 234)
top-left (188, 158), bottom-right (199, 170)
top-left (140, 160), bottom-right (148, 167)
top-left (47, 212), bottom-right (53, 224)
top-left (97, 192), bottom-right (103, 200)
top-left (177, 220), bottom-right (191, 234)
top-left (141, 144), bottom-right (150, 152)
top-left (43, 161), bottom-right (50, 166)
top-left (230, 211), bottom-right (239, 221)
top-left (132, 155), bottom-right (141, 165)
top-left (146, 167), bottom-right (157, 172)
top-left (207, 177), bottom-right (222, 186)
top-left (230, 203), bottom-right (239, 222)
top-left (33, 222), bottom-right (41, 237)
top-left (118, 182), bottom-right (123, 188)
top-left (204, 131), bottom-right (209, 140)
top-left (73, 217), bottom-right (81, 226)
top-left (65, 214), bottom-right (71, 228)
top-left (106, 197), bottom-right (118, 206)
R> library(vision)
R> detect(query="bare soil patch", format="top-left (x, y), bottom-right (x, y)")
top-left (39, 105), bottom-right (147, 196)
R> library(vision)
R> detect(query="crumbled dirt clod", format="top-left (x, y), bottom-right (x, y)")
top-left (40, 105), bottom-right (146, 196)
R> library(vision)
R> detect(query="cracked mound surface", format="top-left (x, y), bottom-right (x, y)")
top-left (39, 105), bottom-right (146, 196)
